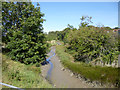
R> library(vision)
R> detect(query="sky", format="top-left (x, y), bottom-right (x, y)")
top-left (32, 2), bottom-right (118, 33)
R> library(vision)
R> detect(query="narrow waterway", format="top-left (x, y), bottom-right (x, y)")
top-left (45, 47), bottom-right (55, 84)
top-left (41, 46), bottom-right (100, 88)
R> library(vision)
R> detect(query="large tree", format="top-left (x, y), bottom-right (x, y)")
top-left (2, 2), bottom-right (48, 64)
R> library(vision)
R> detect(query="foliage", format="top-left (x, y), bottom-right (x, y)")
top-left (2, 2), bottom-right (48, 64)
top-left (104, 26), bottom-right (112, 30)
top-left (46, 24), bottom-right (77, 44)
top-left (57, 24), bottom-right (77, 44)
top-left (50, 16), bottom-right (119, 65)
top-left (114, 27), bottom-right (120, 29)
top-left (56, 45), bottom-right (120, 86)
top-left (2, 54), bottom-right (52, 88)
top-left (118, 30), bottom-right (120, 51)
top-left (46, 31), bottom-right (59, 41)
top-left (67, 27), bottom-right (118, 64)
top-left (79, 16), bottom-right (93, 28)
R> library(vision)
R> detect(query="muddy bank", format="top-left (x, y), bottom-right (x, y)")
top-left (41, 46), bottom-right (106, 88)
top-left (49, 46), bottom-right (93, 88)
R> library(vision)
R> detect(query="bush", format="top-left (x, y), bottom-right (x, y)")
top-left (2, 2), bottom-right (48, 64)
top-left (66, 27), bottom-right (118, 64)
top-left (35, 63), bottom-right (41, 67)
top-left (56, 45), bottom-right (120, 86)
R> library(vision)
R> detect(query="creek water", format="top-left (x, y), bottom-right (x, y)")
top-left (45, 47), bottom-right (55, 84)
top-left (44, 46), bottom-right (95, 88)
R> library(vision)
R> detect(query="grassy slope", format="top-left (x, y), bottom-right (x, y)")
top-left (56, 45), bottom-right (120, 86)
top-left (2, 54), bottom-right (52, 88)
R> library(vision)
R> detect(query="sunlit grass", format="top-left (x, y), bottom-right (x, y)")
top-left (56, 45), bottom-right (119, 86)
top-left (2, 54), bottom-right (52, 88)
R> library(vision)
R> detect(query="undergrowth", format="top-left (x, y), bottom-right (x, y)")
top-left (2, 54), bottom-right (52, 88)
top-left (56, 45), bottom-right (120, 87)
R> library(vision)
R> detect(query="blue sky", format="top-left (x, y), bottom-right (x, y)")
top-left (32, 2), bottom-right (118, 33)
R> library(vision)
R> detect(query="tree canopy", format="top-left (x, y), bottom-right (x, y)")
top-left (46, 16), bottom-right (119, 65)
top-left (2, 2), bottom-right (48, 64)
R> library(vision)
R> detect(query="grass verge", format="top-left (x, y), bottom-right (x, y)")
top-left (2, 54), bottom-right (52, 88)
top-left (56, 45), bottom-right (120, 86)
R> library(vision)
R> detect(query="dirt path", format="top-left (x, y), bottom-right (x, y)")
top-left (41, 46), bottom-right (94, 88)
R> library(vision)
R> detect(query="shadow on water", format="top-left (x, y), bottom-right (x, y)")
top-left (41, 60), bottom-right (49, 65)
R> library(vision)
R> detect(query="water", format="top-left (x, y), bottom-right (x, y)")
top-left (45, 48), bottom-right (55, 84)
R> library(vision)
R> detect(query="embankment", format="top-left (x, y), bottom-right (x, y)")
top-left (56, 45), bottom-right (120, 88)
top-left (2, 54), bottom-right (52, 88)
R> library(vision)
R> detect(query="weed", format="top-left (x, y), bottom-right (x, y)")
top-left (2, 55), bottom-right (52, 88)
top-left (56, 45), bottom-right (120, 86)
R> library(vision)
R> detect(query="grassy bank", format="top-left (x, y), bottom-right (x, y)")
top-left (2, 54), bottom-right (52, 88)
top-left (56, 45), bottom-right (120, 86)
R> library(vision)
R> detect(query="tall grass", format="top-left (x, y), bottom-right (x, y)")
top-left (56, 45), bottom-right (120, 86)
top-left (2, 55), bottom-right (52, 88)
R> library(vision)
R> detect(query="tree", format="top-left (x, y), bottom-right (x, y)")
top-left (46, 31), bottom-right (58, 41)
top-left (67, 24), bottom-right (74, 30)
top-left (104, 26), bottom-right (112, 30)
top-left (79, 16), bottom-right (93, 28)
top-left (114, 27), bottom-right (119, 29)
top-left (66, 16), bottom-right (118, 65)
top-left (2, 2), bottom-right (47, 64)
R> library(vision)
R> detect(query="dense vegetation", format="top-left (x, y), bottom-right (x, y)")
top-left (2, 2), bottom-right (53, 88)
top-left (2, 2), bottom-right (48, 64)
top-left (47, 16), bottom-right (119, 66)
top-left (67, 27), bottom-right (118, 65)
top-left (2, 1), bottom-right (120, 88)
top-left (2, 54), bottom-right (52, 88)
top-left (45, 31), bottom-right (59, 41)
top-left (47, 16), bottom-right (120, 87)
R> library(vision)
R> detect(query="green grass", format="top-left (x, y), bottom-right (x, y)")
top-left (2, 54), bottom-right (52, 88)
top-left (56, 45), bottom-right (120, 86)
